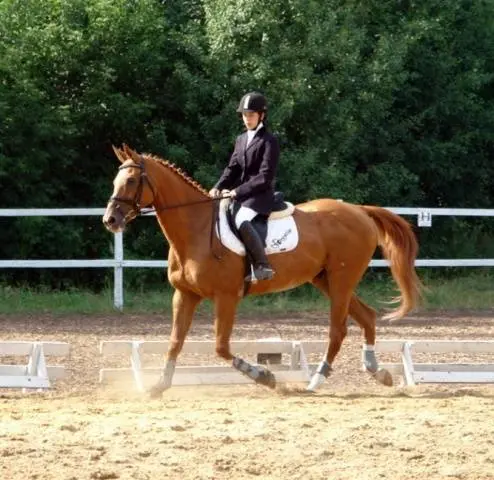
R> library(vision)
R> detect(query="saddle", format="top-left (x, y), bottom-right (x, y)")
top-left (223, 192), bottom-right (295, 295)
top-left (226, 192), bottom-right (294, 245)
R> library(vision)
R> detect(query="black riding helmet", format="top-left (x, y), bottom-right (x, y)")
top-left (236, 92), bottom-right (267, 113)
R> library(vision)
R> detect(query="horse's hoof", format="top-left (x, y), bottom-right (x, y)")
top-left (306, 372), bottom-right (327, 392)
top-left (256, 369), bottom-right (276, 389)
top-left (374, 368), bottom-right (393, 387)
top-left (148, 383), bottom-right (167, 399)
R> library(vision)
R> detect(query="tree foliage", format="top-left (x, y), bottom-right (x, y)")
top-left (1, 0), bottom-right (494, 288)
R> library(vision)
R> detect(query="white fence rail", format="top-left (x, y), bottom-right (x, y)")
top-left (1, 207), bottom-right (494, 309)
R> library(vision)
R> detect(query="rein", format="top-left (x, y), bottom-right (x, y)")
top-left (109, 160), bottom-right (227, 260)
top-left (141, 197), bottom-right (227, 261)
top-left (139, 196), bottom-right (227, 215)
top-left (140, 196), bottom-right (227, 261)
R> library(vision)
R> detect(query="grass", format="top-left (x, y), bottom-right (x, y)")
top-left (0, 270), bottom-right (493, 315)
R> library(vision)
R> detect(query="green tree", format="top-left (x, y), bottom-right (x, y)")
top-left (2, 0), bottom-right (494, 288)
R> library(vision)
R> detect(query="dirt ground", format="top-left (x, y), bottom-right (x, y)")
top-left (1, 311), bottom-right (494, 480)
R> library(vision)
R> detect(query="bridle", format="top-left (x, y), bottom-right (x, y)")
top-left (107, 159), bottom-right (228, 259)
top-left (108, 162), bottom-right (155, 223)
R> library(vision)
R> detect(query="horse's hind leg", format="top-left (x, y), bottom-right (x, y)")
top-left (214, 294), bottom-right (276, 389)
top-left (349, 296), bottom-right (392, 386)
top-left (311, 273), bottom-right (392, 387)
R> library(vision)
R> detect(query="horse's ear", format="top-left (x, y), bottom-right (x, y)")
top-left (122, 143), bottom-right (142, 164)
top-left (122, 143), bottom-right (132, 157)
top-left (127, 146), bottom-right (142, 164)
top-left (112, 145), bottom-right (126, 164)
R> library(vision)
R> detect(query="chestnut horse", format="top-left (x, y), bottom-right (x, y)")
top-left (103, 145), bottom-right (421, 397)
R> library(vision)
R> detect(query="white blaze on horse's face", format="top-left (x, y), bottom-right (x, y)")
top-left (102, 162), bottom-right (144, 233)
top-left (114, 165), bottom-right (138, 199)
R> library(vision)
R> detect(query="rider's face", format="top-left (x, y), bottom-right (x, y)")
top-left (242, 111), bottom-right (263, 130)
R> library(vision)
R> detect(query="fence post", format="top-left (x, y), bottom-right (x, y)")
top-left (114, 231), bottom-right (124, 310)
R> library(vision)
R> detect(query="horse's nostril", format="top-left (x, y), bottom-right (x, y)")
top-left (104, 216), bottom-right (116, 226)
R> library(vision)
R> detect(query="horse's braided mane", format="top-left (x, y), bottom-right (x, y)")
top-left (143, 153), bottom-right (208, 196)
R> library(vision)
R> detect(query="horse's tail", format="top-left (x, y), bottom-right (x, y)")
top-left (360, 205), bottom-right (422, 321)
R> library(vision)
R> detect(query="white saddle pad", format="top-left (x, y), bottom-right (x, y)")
top-left (216, 199), bottom-right (299, 256)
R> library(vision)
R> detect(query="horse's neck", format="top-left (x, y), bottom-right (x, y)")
top-left (147, 160), bottom-right (211, 252)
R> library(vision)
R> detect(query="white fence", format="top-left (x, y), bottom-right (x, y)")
top-left (100, 339), bottom-right (309, 391)
top-left (1, 207), bottom-right (494, 309)
top-left (0, 341), bottom-right (70, 389)
top-left (99, 338), bottom-right (494, 390)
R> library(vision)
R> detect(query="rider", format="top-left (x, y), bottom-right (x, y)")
top-left (209, 91), bottom-right (280, 282)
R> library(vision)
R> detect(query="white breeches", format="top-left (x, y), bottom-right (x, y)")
top-left (235, 205), bottom-right (258, 229)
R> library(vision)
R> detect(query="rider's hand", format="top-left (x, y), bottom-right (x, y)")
top-left (229, 189), bottom-right (237, 198)
top-left (208, 188), bottom-right (221, 198)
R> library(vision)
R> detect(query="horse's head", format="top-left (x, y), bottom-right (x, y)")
top-left (103, 145), bottom-right (155, 233)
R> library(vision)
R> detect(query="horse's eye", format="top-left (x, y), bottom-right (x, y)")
top-left (126, 177), bottom-right (137, 185)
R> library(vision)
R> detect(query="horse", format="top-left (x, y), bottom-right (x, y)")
top-left (103, 144), bottom-right (422, 397)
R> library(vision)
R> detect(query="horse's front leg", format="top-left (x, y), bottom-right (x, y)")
top-left (149, 288), bottom-right (201, 398)
top-left (214, 294), bottom-right (276, 389)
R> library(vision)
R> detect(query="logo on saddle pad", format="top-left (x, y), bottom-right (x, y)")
top-left (216, 199), bottom-right (299, 256)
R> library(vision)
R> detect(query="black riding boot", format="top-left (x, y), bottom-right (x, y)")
top-left (238, 221), bottom-right (275, 282)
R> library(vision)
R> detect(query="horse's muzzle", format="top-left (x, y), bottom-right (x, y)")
top-left (103, 207), bottom-right (126, 233)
